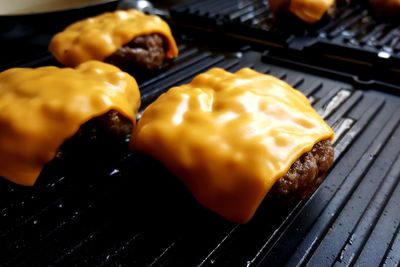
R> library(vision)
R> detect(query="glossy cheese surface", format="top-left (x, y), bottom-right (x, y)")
top-left (49, 9), bottom-right (179, 67)
top-left (0, 61), bottom-right (140, 186)
top-left (131, 68), bottom-right (334, 223)
top-left (289, 0), bottom-right (334, 23)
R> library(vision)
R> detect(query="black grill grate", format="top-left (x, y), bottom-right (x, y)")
top-left (170, 1), bottom-right (400, 82)
top-left (1, 38), bottom-right (400, 266)
top-left (315, 5), bottom-right (400, 55)
top-left (170, 0), bottom-right (291, 46)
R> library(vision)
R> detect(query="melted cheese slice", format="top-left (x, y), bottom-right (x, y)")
top-left (49, 9), bottom-right (179, 67)
top-left (0, 61), bottom-right (140, 186)
top-left (289, 0), bottom-right (334, 23)
top-left (131, 68), bottom-right (334, 223)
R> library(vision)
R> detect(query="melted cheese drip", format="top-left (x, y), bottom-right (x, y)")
top-left (289, 0), bottom-right (334, 23)
top-left (49, 9), bottom-right (179, 67)
top-left (0, 61), bottom-right (140, 186)
top-left (131, 68), bottom-right (334, 223)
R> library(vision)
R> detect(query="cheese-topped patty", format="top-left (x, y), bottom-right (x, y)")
top-left (49, 9), bottom-right (179, 67)
top-left (0, 61), bottom-right (140, 186)
top-left (130, 68), bottom-right (334, 223)
top-left (270, 0), bottom-right (335, 23)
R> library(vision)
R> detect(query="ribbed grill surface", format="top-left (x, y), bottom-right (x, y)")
top-left (1, 41), bottom-right (399, 266)
top-left (170, 1), bottom-right (400, 72)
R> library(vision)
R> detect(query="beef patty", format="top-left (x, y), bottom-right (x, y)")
top-left (269, 140), bottom-right (334, 199)
top-left (57, 110), bottom-right (133, 159)
top-left (105, 34), bottom-right (167, 71)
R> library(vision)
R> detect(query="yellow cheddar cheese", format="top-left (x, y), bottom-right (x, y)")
top-left (289, 0), bottom-right (335, 23)
top-left (270, 0), bottom-right (335, 23)
top-left (49, 9), bottom-right (179, 67)
top-left (130, 68), bottom-right (334, 223)
top-left (0, 61), bottom-right (140, 186)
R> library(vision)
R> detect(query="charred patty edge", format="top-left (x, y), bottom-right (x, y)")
top-left (268, 139), bottom-right (334, 200)
top-left (56, 110), bottom-right (134, 160)
top-left (104, 34), bottom-right (168, 72)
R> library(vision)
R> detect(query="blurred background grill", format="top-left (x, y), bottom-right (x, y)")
top-left (1, 1), bottom-right (400, 266)
top-left (170, 0), bottom-right (400, 85)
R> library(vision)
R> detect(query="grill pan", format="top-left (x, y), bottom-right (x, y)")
top-left (170, 0), bottom-right (400, 84)
top-left (1, 3), bottom-right (400, 267)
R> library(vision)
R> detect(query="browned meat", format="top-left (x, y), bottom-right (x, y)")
top-left (105, 34), bottom-right (167, 71)
top-left (269, 0), bottom-right (291, 15)
top-left (269, 140), bottom-right (334, 199)
top-left (57, 110), bottom-right (133, 159)
top-left (369, 0), bottom-right (400, 13)
top-left (90, 110), bottom-right (133, 144)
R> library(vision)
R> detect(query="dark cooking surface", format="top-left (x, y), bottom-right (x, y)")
top-left (1, 39), bottom-right (400, 266)
top-left (1, 1), bottom-right (400, 266)
top-left (170, 0), bottom-right (400, 84)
